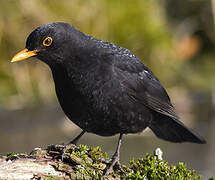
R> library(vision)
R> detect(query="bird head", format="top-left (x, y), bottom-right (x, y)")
top-left (11, 22), bottom-right (86, 66)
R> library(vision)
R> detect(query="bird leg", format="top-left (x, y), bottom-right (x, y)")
top-left (68, 130), bottom-right (86, 145)
top-left (62, 130), bottom-right (85, 160)
top-left (103, 133), bottom-right (123, 176)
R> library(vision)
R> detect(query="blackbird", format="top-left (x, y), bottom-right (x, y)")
top-left (11, 22), bottom-right (206, 175)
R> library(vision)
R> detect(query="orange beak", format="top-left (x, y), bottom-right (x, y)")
top-left (11, 48), bottom-right (39, 62)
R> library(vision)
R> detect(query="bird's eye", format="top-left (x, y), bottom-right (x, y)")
top-left (43, 37), bottom-right (53, 47)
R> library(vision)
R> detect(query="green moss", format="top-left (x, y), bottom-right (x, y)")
top-left (38, 175), bottom-right (63, 180)
top-left (208, 178), bottom-right (215, 180)
top-left (88, 146), bottom-right (109, 162)
top-left (30, 147), bottom-right (47, 158)
top-left (56, 144), bottom-right (110, 179)
top-left (50, 144), bottom-right (211, 180)
top-left (6, 152), bottom-right (17, 158)
top-left (7, 144), bottom-right (212, 179)
top-left (6, 152), bottom-right (28, 161)
top-left (125, 153), bottom-right (202, 180)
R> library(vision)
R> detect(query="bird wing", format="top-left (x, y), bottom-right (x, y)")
top-left (113, 56), bottom-right (179, 120)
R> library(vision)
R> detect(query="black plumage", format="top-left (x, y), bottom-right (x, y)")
top-left (11, 22), bottom-right (206, 175)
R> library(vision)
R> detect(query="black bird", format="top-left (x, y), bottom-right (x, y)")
top-left (11, 22), bottom-right (206, 175)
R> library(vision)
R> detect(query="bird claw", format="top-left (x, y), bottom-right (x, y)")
top-left (115, 161), bottom-right (125, 174)
top-left (103, 157), bottom-right (124, 176)
top-left (61, 131), bottom-right (85, 161)
top-left (61, 143), bottom-right (77, 161)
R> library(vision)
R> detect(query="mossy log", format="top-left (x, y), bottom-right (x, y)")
top-left (0, 144), bottom-right (213, 180)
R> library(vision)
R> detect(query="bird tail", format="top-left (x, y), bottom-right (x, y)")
top-left (149, 114), bottom-right (206, 144)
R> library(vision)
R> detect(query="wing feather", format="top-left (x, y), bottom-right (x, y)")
top-left (113, 56), bottom-right (178, 119)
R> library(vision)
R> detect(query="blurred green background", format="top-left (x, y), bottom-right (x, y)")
top-left (0, 0), bottom-right (214, 178)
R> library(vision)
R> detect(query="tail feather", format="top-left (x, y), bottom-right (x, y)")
top-left (149, 114), bottom-right (206, 144)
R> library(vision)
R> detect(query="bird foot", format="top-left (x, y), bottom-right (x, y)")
top-left (103, 155), bottom-right (124, 176)
top-left (61, 143), bottom-right (77, 161)
top-left (115, 161), bottom-right (125, 174)
top-left (61, 131), bottom-right (86, 161)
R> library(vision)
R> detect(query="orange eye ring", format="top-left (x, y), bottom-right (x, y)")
top-left (43, 37), bottom-right (53, 46)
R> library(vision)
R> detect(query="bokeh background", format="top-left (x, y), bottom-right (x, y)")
top-left (0, 0), bottom-right (214, 178)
